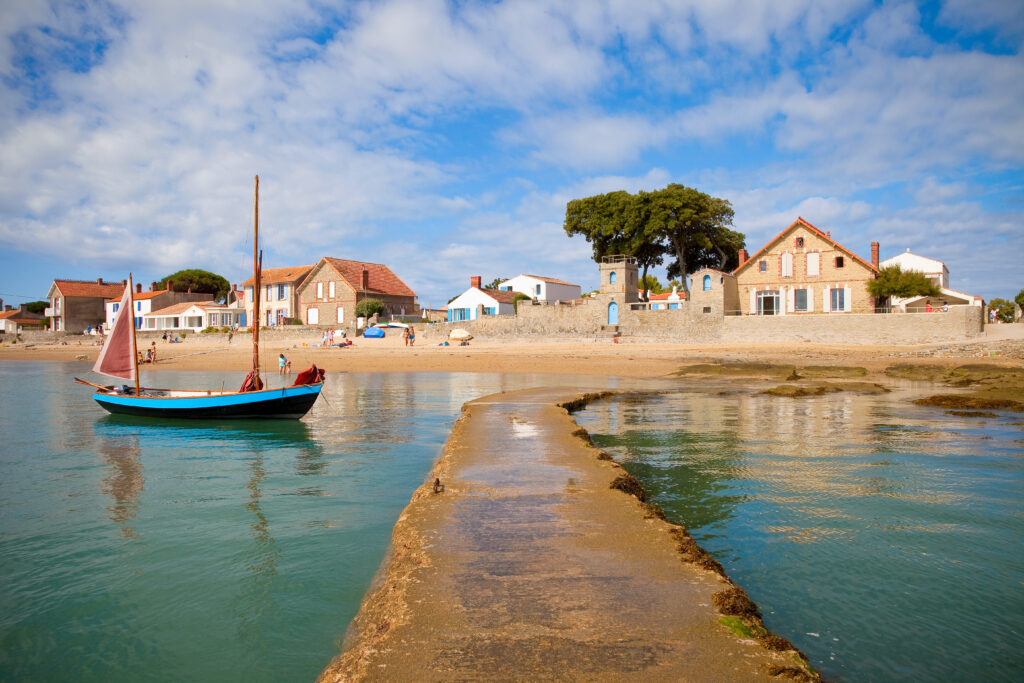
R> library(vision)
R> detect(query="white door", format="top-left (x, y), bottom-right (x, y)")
top-left (307, 307), bottom-right (319, 325)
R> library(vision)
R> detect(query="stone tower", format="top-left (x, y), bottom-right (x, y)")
top-left (599, 255), bottom-right (638, 304)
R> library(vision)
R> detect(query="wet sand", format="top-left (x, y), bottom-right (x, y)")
top-left (318, 387), bottom-right (815, 682)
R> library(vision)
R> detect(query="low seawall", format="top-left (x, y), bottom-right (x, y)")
top-left (319, 388), bottom-right (817, 681)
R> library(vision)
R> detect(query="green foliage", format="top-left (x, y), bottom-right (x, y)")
top-left (667, 279), bottom-right (682, 291)
top-left (1015, 289), bottom-right (1024, 311)
top-left (866, 265), bottom-right (941, 299)
top-left (512, 293), bottom-right (531, 313)
top-left (24, 300), bottom-right (48, 315)
top-left (355, 298), bottom-right (386, 318)
top-left (485, 277), bottom-right (507, 290)
top-left (640, 274), bottom-right (664, 294)
top-left (988, 298), bottom-right (1015, 323)
top-left (564, 184), bottom-right (743, 293)
top-left (158, 269), bottom-right (231, 301)
top-left (200, 326), bottom-right (218, 334)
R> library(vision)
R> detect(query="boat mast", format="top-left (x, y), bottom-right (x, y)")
top-left (129, 272), bottom-right (140, 395)
top-left (252, 175), bottom-right (261, 381)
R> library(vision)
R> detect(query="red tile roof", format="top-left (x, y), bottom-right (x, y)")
top-left (53, 279), bottom-right (126, 298)
top-left (241, 265), bottom-right (314, 287)
top-left (518, 274), bottom-right (580, 286)
top-left (322, 258), bottom-right (417, 298)
top-left (479, 288), bottom-right (521, 304)
top-left (733, 217), bottom-right (878, 276)
top-left (148, 302), bottom-right (207, 316)
top-left (647, 291), bottom-right (686, 301)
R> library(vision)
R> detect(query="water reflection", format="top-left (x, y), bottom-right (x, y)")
top-left (95, 432), bottom-right (144, 538)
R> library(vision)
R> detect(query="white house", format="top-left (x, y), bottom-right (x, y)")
top-left (648, 287), bottom-right (686, 310)
top-left (879, 249), bottom-right (948, 288)
top-left (144, 302), bottom-right (209, 333)
top-left (447, 276), bottom-right (520, 322)
top-left (879, 249), bottom-right (982, 311)
top-left (497, 274), bottom-right (581, 303)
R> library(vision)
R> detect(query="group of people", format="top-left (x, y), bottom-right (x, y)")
top-left (138, 342), bottom-right (157, 364)
top-left (402, 325), bottom-right (416, 346)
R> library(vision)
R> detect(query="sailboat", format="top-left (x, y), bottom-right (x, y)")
top-left (76, 176), bottom-right (325, 419)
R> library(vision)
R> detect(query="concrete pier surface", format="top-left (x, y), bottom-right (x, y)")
top-left (319, 387), bottom-right (814, 681)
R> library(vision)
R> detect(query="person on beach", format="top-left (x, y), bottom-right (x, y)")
top-left (149, 342), bottom-right (157, 363)
top-left (321, 331), bottom-right (329, 347)
top-left (408, 326), bottom-right (415, 346)
top-left (162, 332), bottom-right (168, 342)
top-left (403, 326), bottom-right (410, 346)
top-left (279, 353), bottom-right (287, 375)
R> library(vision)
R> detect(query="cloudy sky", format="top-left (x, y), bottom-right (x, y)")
top-left (1, 0), bottom-right (1022, 308)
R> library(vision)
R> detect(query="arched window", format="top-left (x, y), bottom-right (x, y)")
top-left (609, 271), bottom-right (617, 285)
top-left (703, 275), bottom-right (711, 291)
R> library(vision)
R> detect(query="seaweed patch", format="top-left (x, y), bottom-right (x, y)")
top-left (668, 527), bottom-right (725, 576)
top-left (609, 473), bottom-right (647, 502)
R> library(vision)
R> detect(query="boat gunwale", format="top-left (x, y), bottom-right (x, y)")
top-left (92, 381), bottom-right (324, 401)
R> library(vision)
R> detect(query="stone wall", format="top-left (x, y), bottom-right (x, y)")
top-left (418, 301), bottom-right (984, 345)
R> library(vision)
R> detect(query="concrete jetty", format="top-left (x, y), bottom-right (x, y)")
top-left (319, 387), bottom-right (813, 681)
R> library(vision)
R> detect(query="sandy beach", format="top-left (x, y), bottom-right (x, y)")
top-left (3, 327), bottom-right (1023, 380)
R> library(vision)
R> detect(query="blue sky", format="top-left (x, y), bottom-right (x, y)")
top-left (1, 0), bottom-right (1022, 309)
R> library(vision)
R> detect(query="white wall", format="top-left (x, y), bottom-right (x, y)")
top-left (499, 275), bottom-right (581, 303)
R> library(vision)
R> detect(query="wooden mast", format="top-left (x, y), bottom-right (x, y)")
top-left (252, 175), bottom-right (261, 382)
top-left (129, 272), bottom-right (140, 395)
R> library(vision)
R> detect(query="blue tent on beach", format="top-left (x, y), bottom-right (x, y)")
top-left (362, 326), bottom-right (385, 338)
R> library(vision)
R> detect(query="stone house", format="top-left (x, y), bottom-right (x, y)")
top-left (46, 278), bottom-right (128, 333)
top-left (689, 269), bottom-right (739, 316)
top-left (732, 217), bottom-right (879, 315)
top-left (242, 265), bottom-right (313, 327)
top-left (0, 303), bottom-right (45, 334)
top-left (497, 275), bottom-right (582, 303)
top-left (296, 257), bottom-right (417, 326)
top-left (448, 276), bottom-right (520, 322)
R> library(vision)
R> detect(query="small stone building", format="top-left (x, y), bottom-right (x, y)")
top-left (297, 257), bottom-right (417, 327)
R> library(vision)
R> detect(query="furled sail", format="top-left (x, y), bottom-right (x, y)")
top-left (92, 279), bottom-right (137, 382)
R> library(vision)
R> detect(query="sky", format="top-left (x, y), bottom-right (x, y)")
top-left (1, 0), bottom-right (1022, 309)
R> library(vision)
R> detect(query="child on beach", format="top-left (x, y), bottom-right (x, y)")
top-left (408, 326), bottom-right (415, 346)
top-left (279, 353), bottom-right (287, 375)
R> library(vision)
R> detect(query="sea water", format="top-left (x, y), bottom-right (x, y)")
top-left (0, 363), bottom-right (618, 682)
top-left (574, 385), bottom-right (1024, 681)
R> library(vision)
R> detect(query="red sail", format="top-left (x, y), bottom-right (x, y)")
top-left (92, 283), bottom-right (136, 381)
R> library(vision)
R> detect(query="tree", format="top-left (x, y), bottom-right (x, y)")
top-left (485, 277), bottom-right (507, 290)
top-left (564, 184), bottom-right (743, 297)
top-left (988, 298), bottom-right (1015, 323)
top-left (866, 266), bottom-right (941, 301)
top-left (1014, 288), bottom-right (1024, 311)
top-left (159, 269), bottom-right (231, 301)
top-left (512, 293), bottom-right (531, 313)
top-left (23, 301), bottom-right (48, 315)
top-left (355, 298), bottom-right (386, 319)
top-left (640, 274), bottom-right (664, 294)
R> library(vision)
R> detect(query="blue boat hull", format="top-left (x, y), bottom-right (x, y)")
top-left (93, 384), bottom-right (323, 420)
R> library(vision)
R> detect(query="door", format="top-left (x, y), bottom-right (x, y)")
top-left (608, 301), bottom-right (618, 325)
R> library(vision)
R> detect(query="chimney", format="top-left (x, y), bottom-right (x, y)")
top-left (4, 305), bottom-right (11, 311)
top-left (871, 241), bottom-right (879, 269)
top-left (151, 281), bottom-right (158, 291)
top-left (737, 249), bottom-right (749, 266)
top-left (136, 283), bottom-right (142, 294)
top-left (121, 279), bottom-right (127, 286)
top-left (97, 278), bottom-right (104, 285)
top-left (826, 231), bottom-right (831, 240)
top-left (471, 275), bottom-right (482, 289)
top-left (361, 268), bottom-right (369, 290)
top-left (165, 280), bottom-right (172, 291)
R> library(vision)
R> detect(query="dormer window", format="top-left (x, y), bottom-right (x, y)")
top-left (796, 236), bottom-right (804, 248)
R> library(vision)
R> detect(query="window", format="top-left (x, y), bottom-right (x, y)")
top-left (609, 271), bottom-right (617, 284)
top-left (113, 302), bottom-right (119, 312)
top-left (794, 288), bottom-right (808, 312)
top-left (136, 301), bottom-right (142, 311)
top-left (266, 285), bottom-right (273, 301)
top-left (307, 307), bottom-right (319, 325)
top-left (135, 316), bottom-right (142, 328)
top-left (450, 307), bottom-right (470, 321)
top-left (781, 253), bottom-right (793, 277)
top-left (835, 256), bottom-right (844, 269)
top-left (703, 275), bottom-right (711, 291)
top-left (830, 288), bottom-right (845, 311)
top-left (757, 290), bottom-right (780, 315)
top-left (758, 260), bottom-right (767, 272)
top-left (276, 309), bottom-right (285, 325)
top-left (278, 284), bottom-right (287, 300)
top-left (796, 236), bottom-right (804, 248)
top-left (535, 284), bottom-right (541, 296)
top-left (316, 282), bottom-right (323, 299)
top-left (484, 307), bottom-right (496, 315)
top-left (703, 306), bottom-right (712, 313)
top-left (328, 281), bottom-right (335, 298)
top-left (807, 252), bottom-right (820, 276)
top-left (336, 306), bottom-right (344, 324)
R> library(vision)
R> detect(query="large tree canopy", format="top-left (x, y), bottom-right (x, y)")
top-left (564, 184), bottom-right (742, 295)
top-left (866, 265), bottom-right (941, 300)
top-left (158, 269), bottom-right (231, 302)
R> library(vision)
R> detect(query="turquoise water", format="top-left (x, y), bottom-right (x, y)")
top-left (574, 386), bottom-right (1024, 681)
top-left (0, 363), bottom-right (616, 682)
